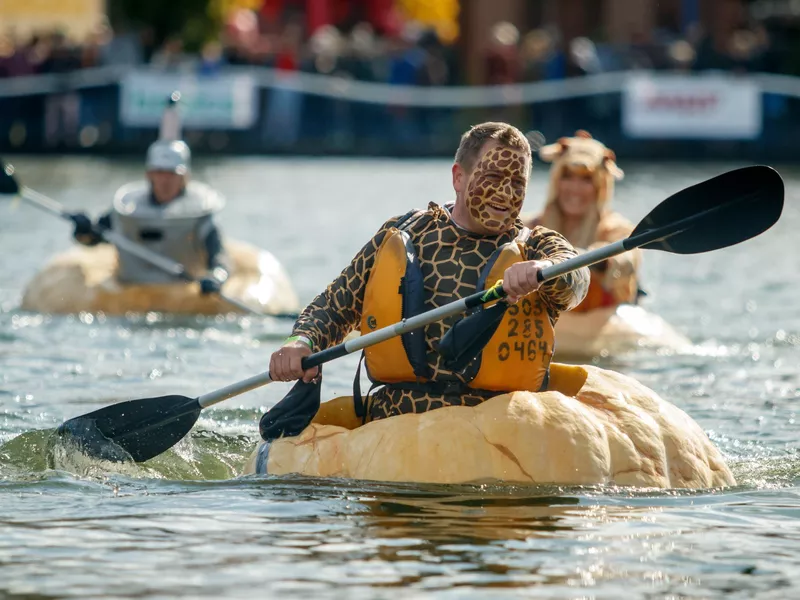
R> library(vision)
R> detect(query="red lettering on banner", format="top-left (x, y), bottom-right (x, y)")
top-left (645, 94), bottom-right (719, 111)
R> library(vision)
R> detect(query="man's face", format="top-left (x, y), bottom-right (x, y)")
top-left (148, 171), bottom-right (185, 204)
top-left (462, 142), bottom-right (530, 234)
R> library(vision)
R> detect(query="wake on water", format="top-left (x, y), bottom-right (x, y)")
top-left (2, 424), bottom-right (800, 500)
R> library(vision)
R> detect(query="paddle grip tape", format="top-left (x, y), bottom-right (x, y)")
top-left (285, 335), bottom-right (313, 350)
top-left (477, 282), bottom-right (506, 305)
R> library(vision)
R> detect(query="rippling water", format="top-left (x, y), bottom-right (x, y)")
top-left (2, 156), bottom-right (799, 598)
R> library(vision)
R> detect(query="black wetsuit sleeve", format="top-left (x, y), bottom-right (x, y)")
top-left (73, 210), bottom-right (112, 246)
top-left (197, 216), bottom-right (229, 273)
top-left (96, 212), bottom-right (112, 233)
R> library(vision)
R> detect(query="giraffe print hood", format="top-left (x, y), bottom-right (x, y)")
top-left (534, 130), bottom-right (624, 249)
top-left (539, 130), bottom-right (624, 213)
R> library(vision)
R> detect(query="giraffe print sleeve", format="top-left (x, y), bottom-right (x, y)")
top-left (291, 215), bottom-right (406, 350)
top-left (595, 212), bottom-right (641, 276)
top-left (526, 226), bottom-right (590, 313)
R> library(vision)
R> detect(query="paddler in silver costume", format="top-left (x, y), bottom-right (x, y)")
top-left (69, 97), bottom-right (229, 295)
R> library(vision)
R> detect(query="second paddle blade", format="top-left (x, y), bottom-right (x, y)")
top-left (54, 395), bottom-right (202, 463)
top-left (631, 165), bottom-right (784, 254)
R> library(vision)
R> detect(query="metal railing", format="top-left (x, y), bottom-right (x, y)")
top-left (1, 66), bottom-right (799, 160)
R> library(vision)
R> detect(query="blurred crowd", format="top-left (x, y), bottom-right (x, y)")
top-left (483, 20), bottom-right (778, 83)
top-left (0, 6), bottom-right (787, 85)
top-left (0, 23), bottom-right (153, 78)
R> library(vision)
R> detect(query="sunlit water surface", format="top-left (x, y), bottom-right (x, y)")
top-left (1, 156), bottom-right (799, 599)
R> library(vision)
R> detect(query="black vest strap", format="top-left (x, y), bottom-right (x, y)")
top-left (396, 227), bottom-right (430, 380)
top-left (353, 353), bottom-right (382, 425)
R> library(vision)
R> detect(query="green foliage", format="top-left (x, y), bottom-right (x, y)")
top-left (111, 0), bottom-right (221, 52)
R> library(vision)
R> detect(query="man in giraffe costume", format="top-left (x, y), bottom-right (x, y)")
top-left (270, 122), bottom-right (590, 422)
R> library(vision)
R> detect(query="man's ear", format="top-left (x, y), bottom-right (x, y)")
top-left (452, 163), bottom-right (467, 194)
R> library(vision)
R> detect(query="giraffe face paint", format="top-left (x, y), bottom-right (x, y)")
top-left (465, 145), bottom-right (529, 234)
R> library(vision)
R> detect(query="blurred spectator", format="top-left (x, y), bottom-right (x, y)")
top-left (385, 23), bottom-right (427, 149)
top-left (40, 32), bottom-right (80, 75)
top-left (624, 31), bottom-right (662, 70)
top-left (263, 19), bottom-right (304, 149)
top-left (80, 24), bottom-right (108, 69)
top-left (151, 35), bottom-right (194, 71)
top-left (0, 33), bottom-right (35, 78)
top-left (222, 8), bottom-right (260, 65)
top-left (99, 22), bottom-right (145, 67)
top-left (568, 37), bottom-right (604, 75)
top-left (415, 28), bottom-right (451, 149)
top-left (387, 22), bottom-right (426, 86)
top-left (343, 21), bottom-right (380, 82)
top-left (198, 41), bottom-right (225, 76)
top-left (694, 24), bottom-right (771, 73)
top-left (520, 29), bottom-right (565, 82)
top-left (303, 25), bottom-right (357, 149)
top-left (417, 28), bottom-right (449, 87)
top-left (274, 20), bottom-right (302, 71)
top-left (667, 40), bottom-right (697, 72)
top-left (39, 32), bottom-right (81, 147)
top-left (484, 21), bottom-right (520, 85)
top-left (692, 0), bottom-right (771, 74)
top-left (303, 24), bottom-right (345, 76)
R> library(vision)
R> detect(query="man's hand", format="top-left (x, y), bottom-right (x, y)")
top-left (199, 276), bottom-right (222, 295)
top-left (269, 339), bottom-right (318, 383)
top-left (70, 213), bottom-right (100, 246)
top-left (200, 266), bottom-right (228, 295)
top-left (502, 260), bottom-right (553, 304)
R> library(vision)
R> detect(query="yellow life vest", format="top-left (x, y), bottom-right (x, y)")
top-left (360, 224), bottom-right (555, 393)
top-left (360, 223), bottom-right (430, 383)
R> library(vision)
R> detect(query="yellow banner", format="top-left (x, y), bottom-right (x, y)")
top-left (210, 0), bottom-right (264, 18)
top-left (0, 0), bottom-right (104, 40)
top-left (397, 0), bottom-right (460, 43)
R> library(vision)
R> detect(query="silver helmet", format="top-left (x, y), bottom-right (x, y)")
top-left (145, 140), bottom-right (190, 175)
top-left (146, 91), bottom-right (189, 174)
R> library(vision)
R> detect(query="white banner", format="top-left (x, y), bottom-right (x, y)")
top-left (120, 71), bottom-right (257, 130)
top-left (623, 74), bottom-right (762, 139)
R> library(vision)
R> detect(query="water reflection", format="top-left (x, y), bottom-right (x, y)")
top-left (357, 491), bottom-right (581, 543)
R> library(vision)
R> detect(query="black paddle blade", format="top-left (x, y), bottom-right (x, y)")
top-left (630, 166), bottom-right (784, 254)
top-left (53, 395), bottom-right (202, 463)
top-left (438, 302), bottom-right (508, 372)
top-left (0, 161), bottom-right (20, 195)
top-left (259, 377), bottom-right (322, 441)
